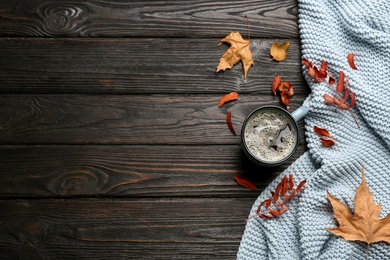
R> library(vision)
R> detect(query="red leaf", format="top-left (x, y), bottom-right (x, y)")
top-left (334, 98), bottom-right (349, 110)
top-left (226, 111), bottom-right (236, 135)
top-left (314, 126), bottom-right (336, 147)
top-left (218, 92), bottom-right (239, 107)
top-left (272, 75), bottom-right (282, 95)
top-left (336, 71), bottom-right (345, 93)
top-left (313, 126), bottom-right (332, 138)
top-left (349, 91), bottom-right (356, 108)
top-left (328, 73), bottom-right (335, 85)
top-left (302, 58), bottom-right (311, 68)
top-left (343, 88), bottom-right (349, 101)
top-left (234, 175), bottom-right (257, 190)
top-left (324, 94), bottom-right (335, 105)
top-left (320, 136), bottom-right (336, 147)
top-left (280, 92), bottom-right (291, 109)
top-left (347, 53), bottom-right (358, 70)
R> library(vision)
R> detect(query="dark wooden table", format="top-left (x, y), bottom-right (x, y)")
top-left (0, 1), bottom-right (309, 259)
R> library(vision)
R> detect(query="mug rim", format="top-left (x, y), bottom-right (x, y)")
top-left (241, 105), bottom-right (299, 167)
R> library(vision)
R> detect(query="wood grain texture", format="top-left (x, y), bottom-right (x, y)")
top-left (0, 0), bottom-right (299, 38)
top-left (0, 145), bottom-right (306, 198)
top-left (0, 38), bottom-right (307, 94)
top-left (0, 94), bottom-right (308, 145)
top-left (0, 198), bottom-right (254, 259)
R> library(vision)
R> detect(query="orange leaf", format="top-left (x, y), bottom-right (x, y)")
top-left (313, 126), bottom-right (332, 138)
top-left (347, 53), bottom-right (358, 70)
top-left (216, 32), bottom-right (254, 79)
top-left (324, 94), bottom-right (335, 105)
top-left (327, 167), bottom-right (390, 248)
top-left (272, 75), bottom-right (282, 95)
top-left (336, 71), bottom-right (345, 93)
top-left (234, 175), bottom-right (256, 190)
top-left (226, 111), bottom-right (236, 136)
top-left (270, 40), bottom-right (290, 61)
top-left (280, 92), bottom-right (291, 109)
top-left (218, 92), bottom-right (238, 107)
top-left (313, 126), bottom-right (335, 147)
top-left (349, 91), bottom-right (356, 108)
top-left (334, 98), bottom-right (349, 110)
top-left (319, 136), bottom-right (336, 147)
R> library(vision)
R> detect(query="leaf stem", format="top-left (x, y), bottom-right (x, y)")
top-left (246, 15), bottom-right (250, 41)
top-left (348, 108), bottom-right (360, 128)
top-left (365, 243), bottom-right (369, 260)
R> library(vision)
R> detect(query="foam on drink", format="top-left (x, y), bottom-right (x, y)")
top-left (244, 109), bottom-right (297, 163)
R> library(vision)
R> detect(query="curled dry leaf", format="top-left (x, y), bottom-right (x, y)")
top-left (272, 75), bottom-right (294, 109)
top-left (270, 40), bottom-right (290, 61)
top-left (327, 167), bottom-right (390, 257)
top-left (347, 53), bottom-right (358, 70)
top-left (248, 174), bottom-right (306, 219)
top-left (234, 175), bottom-right (256, 190)
top-left (226, 111), bottom-right (236, 136)
top-left (324, 94), bottom-right (336, 105)
top-left (218, 91), bottom-right (239, 107)
top-left (302, 58), bottom-right (331, 83)
top-left (336, 71), bottom-right (345, 93)
top-left (216, 32), bottom-right (254, 79)
top-left (313, 126), bottom-right (336, 147)
top-left (272, 75), bottom-right (282, 95)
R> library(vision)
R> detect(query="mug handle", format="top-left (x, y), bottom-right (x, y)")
top-left (291, 106), bottom-right (308, 122)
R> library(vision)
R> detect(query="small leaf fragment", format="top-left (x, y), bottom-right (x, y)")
top-left (226, 111), bottom-right (236, 136)
top-left (218, 92), bottom-right (238, 107)
top-left (234, 175), bottom-right (256, 190)
top-left (270, 40), bottom-right (290, 61)
top-left (349, 91), bottom-right (356, 108)
top-left (334, 98), bottom-right (349, 110)
top-left (347, 53), bottom-right (358, 70)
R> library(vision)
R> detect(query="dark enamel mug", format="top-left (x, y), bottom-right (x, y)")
top-left (241, 105), bottom-right (308, 167)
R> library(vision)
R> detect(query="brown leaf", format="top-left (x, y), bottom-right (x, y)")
top-left (324, 94), bottom-right (336, 105)
top-left (218, 92), bottom-right (239, 107)
top-left (226, 111), bottom-right (236, 136)
top-left (216, 32), bottom-right (254, 79)
top-left (270, 40), bottom-right (290, 61)
top-left (327, 167), bottom-right (390, 246)
top-left (347, 53), bottom-right (358, 70)
top-left (234, 175), bottom-right (256, 190)
top-left (272, 75), bottom-right (282, 95)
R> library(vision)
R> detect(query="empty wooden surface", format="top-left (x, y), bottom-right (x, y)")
top-left (0, 0), bottom-right (309, 259)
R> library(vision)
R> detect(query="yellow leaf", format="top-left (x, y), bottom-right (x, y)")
top-left (327, 167), bottom-right (390, 246)
top-left (270, 40), bottom-right (290, 61)
top-left (216, 32), bottom-right (254, 79)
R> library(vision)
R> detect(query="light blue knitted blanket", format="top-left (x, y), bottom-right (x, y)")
top-left (237, 0), bottom-right (390, 259)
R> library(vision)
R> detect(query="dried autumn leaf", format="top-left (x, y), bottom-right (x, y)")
top-left (216, 32), bottom-right (254, 79)
top-left (270, 40), bottom-right (290, 61)
top-left (324, 94), bottom-right (336, 105)
top-left (327, 167), bottom-right (390, 254)
top-left (226, 111), bottom-right (236, 136)
top-left (336, 71), bottom-right (345, 93)
top-left (319, 136), bottom-right (336, 147)
top-left (272, 75), bottom-right (282, 95)
top-left (347, 53), bottom-right (358, 70)
top-left (234, 175), bottom-right (256, 190)
top-left (218, 92), bottom-right (239, 107)
top-left (313, 126), bottom-right (336, 147)
top-left (313, 126), bottom-right (332, 138)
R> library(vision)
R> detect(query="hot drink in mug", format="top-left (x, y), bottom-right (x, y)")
top-left (241, 106), bottom-right (307, 167)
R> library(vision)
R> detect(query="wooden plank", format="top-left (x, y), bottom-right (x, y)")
top-left (0, 0), bottom-right (299, 38)
top-left (0, 38), bottom-right (306, 94)
top-left (0, 94), bottom-right (308, 145)
top-left (0, 145), bottom-right (306, 198)
top-left (0, 198), bottom-right (254, 259)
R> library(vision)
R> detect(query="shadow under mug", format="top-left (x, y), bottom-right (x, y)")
top-left (241, 105), bottom-right (308, 167)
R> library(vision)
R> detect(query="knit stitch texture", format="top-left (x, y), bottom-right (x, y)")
top-left (237, 0), bottom-right (390, 259)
